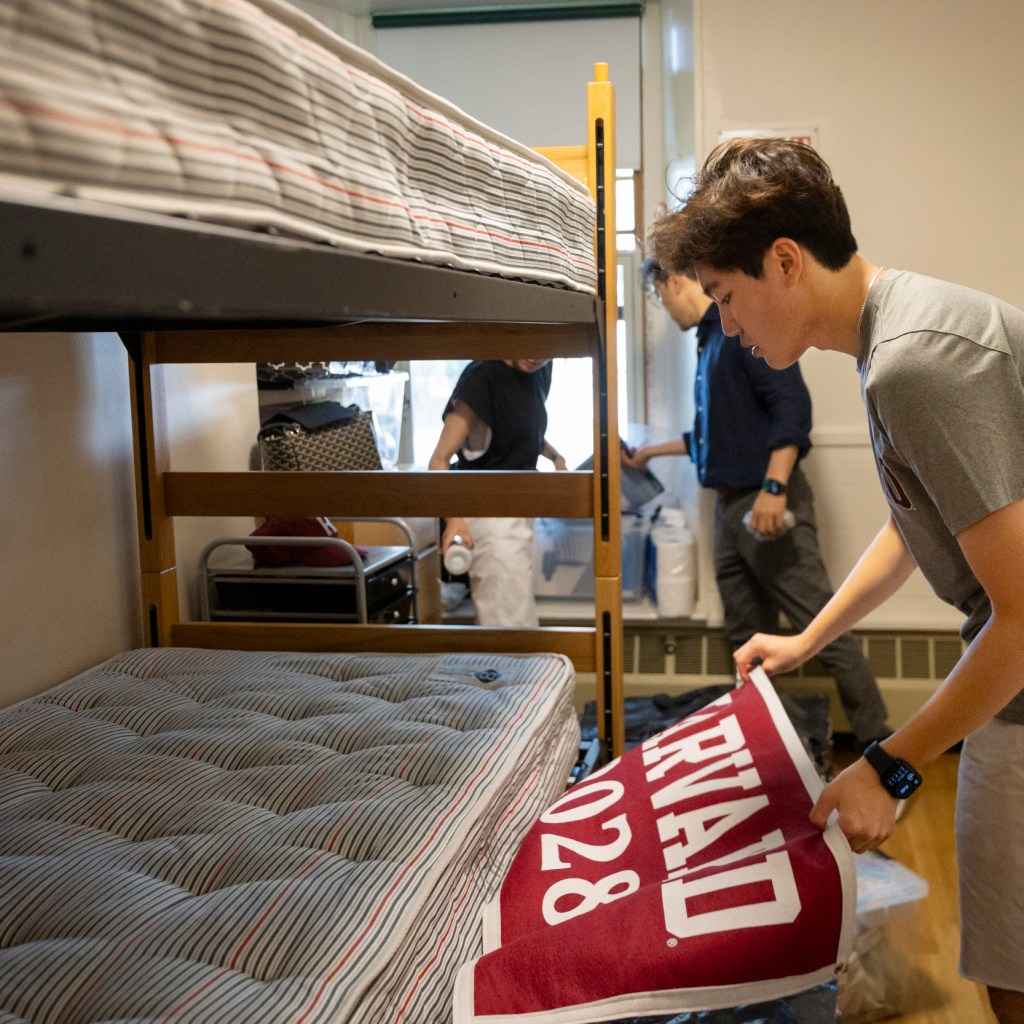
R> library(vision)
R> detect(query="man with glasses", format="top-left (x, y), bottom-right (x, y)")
top-left (626, 259), bottom-right (890, 748)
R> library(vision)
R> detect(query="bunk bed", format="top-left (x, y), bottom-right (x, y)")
top-left (0, 0), bottom-right (622, 1021)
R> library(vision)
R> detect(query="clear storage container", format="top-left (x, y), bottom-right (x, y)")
top-left (838, 851), bottom-right (929, 1023)
top-left (534, 514), bottom-right (647, 603)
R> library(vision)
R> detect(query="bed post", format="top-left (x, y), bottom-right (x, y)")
top-left (123, 331), bottom-right (179, 646)
top-left (115, 66), bottom-right (624, 758)
top-left (587, 62), bottom-right (625, 760)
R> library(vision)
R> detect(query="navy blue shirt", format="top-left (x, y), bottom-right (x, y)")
top-left (684, 305), bottom-right (812, 490)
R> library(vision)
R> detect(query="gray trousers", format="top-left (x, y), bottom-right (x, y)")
top-left (714, 466), bottom-right (889, 743)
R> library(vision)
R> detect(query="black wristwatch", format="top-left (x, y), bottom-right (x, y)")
top-left (864, 741), bottom-right (923, 799)
top-left (762, 478), bottom-right (788, 496)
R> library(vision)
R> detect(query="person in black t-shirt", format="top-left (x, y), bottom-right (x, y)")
top-left (428, 358), bottom-right (567, 626)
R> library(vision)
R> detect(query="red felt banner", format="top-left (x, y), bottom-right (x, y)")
top-left (454, 668), bottom-right (855, 1023)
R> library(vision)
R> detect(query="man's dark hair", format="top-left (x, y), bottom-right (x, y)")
top-left (639, 257), bottom-right (698, 295)
top-left (638, 257), bottom-right (668, 296)
top-left (645, 137), bottom-right (858, 279)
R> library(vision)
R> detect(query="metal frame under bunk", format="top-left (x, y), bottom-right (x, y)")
top-left (0, 64), bottom-right (625, 757)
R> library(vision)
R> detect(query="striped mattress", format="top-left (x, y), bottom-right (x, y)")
top-left (0, 0), bottom-right (597, 292)
top-left (0, 647), bottom-right (579, 1024)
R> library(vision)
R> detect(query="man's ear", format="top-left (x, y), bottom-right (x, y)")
top-left (766, 238), bottom-right (803, 285)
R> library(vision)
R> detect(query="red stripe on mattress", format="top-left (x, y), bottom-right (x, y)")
top-left (228, 850), bottom-right (332, 969)
top-left (293, 659), bottom-right (562, 1023)
top-left (0, 93), bottom-right (594, 270)
top-left (158, 968), bottom-right (233, 1023)
top-left (213, 0), bottom-right (587, 202)
top-left (325, 775), bottom-right (402, 852)
top-left (395, 766), bottom-right (544, 1020)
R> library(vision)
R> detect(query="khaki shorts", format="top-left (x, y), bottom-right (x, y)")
top-left (956, 716), bottom-right (1024, 991)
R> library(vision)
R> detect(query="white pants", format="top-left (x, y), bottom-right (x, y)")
top-left (465, 516), bottom-right (538, 627)
top-left (956, 716), bottom-right (1024, 991)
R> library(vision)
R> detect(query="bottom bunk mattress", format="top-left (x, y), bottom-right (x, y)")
top-left (0, 647), bottom-right (580, 1024)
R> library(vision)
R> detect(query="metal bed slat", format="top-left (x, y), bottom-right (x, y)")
top-left (0, 195), bottom-right (599, 332)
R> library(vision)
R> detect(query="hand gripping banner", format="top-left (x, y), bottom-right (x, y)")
top-left (454, 668), bottom-right (855, 1023)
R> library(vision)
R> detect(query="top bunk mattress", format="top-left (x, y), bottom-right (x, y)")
top-left (0, 646), bottom-right (580, 1024)
top-left (0, 0), bottom-right (597, 293)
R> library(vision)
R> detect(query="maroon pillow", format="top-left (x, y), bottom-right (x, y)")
top-left (246, 517), bottom-right (366, 568)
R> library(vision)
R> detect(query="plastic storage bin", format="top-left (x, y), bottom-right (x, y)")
top-left (534, 514), bottom-right (647, 602)
top-left (837, 851), bottom-right (929, 1023)
top-left (609, 982), bottom-right (836, 1023)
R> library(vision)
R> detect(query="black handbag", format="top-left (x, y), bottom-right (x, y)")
top-left (258, 401), bottom-right (382, 470)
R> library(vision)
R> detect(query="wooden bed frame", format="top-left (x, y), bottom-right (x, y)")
top-left (1, 64), bottom-right (625, 757)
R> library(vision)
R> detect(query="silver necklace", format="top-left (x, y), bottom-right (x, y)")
top-left (857, 266), bottom-right (886, 333)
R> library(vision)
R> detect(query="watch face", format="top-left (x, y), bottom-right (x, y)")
top-left (884, 763), bottom-right (922, 799)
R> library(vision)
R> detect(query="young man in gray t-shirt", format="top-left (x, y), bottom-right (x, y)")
top-left (647, 137), bottom-right (1024, 1020)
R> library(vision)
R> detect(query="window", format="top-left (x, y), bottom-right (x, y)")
top-left (404, 170), bottom-right (642, 470)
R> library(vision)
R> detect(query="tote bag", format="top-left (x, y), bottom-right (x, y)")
top-left (258, 401), bottom-right (382, 471)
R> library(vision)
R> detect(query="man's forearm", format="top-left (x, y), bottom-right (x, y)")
top-left (542, 440), bottom-right (566, 467)
top-left (643, 439), bottom-right (688, 459)
top-left (763, 444), bottom-right (799, 486)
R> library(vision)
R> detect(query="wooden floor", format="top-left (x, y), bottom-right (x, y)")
top-left (835, 748), bottom-right (996, 1024)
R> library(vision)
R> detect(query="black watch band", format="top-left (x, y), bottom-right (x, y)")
top-left (864, 741), bottom-right (923, 799)
top-left (762, 478), bottom-right (788, 496)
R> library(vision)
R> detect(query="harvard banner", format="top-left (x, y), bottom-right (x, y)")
top-left (453, 668), bottom-right (855, 1023)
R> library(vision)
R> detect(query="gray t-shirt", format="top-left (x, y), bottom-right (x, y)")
top-left (858, 269), bottom-right (1024, 724)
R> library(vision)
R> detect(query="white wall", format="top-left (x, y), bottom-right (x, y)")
top-left (376, 18), bottom-right (642, 167)
top-left (0, 333), bottom-right (140, 704)
top-left (162, 364), bottom-right (264, 619)
top-left (288, 0), bottom-right (374, 48)
top-left (0, 333), bottom-right (260, 707)
top-left (648, 0), bottom-right (1024, 631)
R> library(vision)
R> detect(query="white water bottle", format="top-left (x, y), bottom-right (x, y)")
top-left (742, 508), bottom-right (796, 541)
top-left (444, 536), bottom-right (473, 576)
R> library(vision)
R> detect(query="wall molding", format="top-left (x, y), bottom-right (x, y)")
top-left (809, 426), bottom-right (872, 448)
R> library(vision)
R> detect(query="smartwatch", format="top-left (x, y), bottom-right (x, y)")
top-left (863, 741), bottom-right (923, 799)
top-left (762, 478), bottom-right (788, 496)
